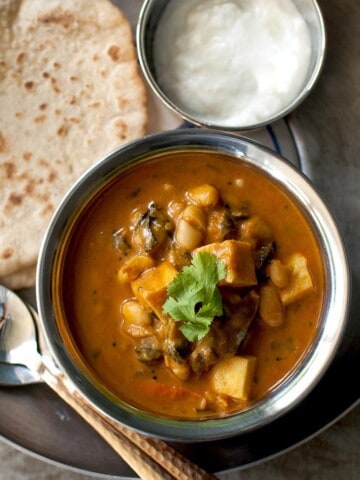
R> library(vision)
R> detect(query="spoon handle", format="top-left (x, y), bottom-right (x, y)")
top-left (40, 361), bottom-right (218, 480)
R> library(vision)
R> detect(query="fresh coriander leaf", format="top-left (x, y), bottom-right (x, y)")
top-left (163, 252), bottom-right (227, 342)
top-left (180, 321), bottom-right (210, 343)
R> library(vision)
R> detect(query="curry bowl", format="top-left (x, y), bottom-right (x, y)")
top-left (36, 130), bottom-right (349, 442)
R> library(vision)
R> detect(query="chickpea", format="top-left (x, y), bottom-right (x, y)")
top-left (175, 218), bottom-right (203, 250)
top-left (259, 284), bottom-right (285, 327)
top-left (167, 200), bottom-right (185, 222)
top-left (121, 300), bottom-right (154, 338)
top-left (181, 205), bottom-right (207, 231)
top-left (164, 355), bottom-right (191, 381)
top-left (175, 205), bottom-right (207, 250)
top-left (269, 259), bottom-right (291, 288)
top-left (187, 184), bottom-right (219, 208)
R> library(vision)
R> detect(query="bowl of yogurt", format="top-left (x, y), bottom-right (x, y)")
top-left (137, 0), bottom-right (326, 130)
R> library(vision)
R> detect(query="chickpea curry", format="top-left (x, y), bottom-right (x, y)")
top-left (59, 151), bottom-right (324, 419)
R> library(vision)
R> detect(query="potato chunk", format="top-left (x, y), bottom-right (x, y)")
top-left (195, 240), bottom-right (257, 287)
top-left (131, 262), bottom-right (178, 320)
top-left (210, 356), bottom-right (257, 401)
top-left (280, 253), bottom-right (314, 305)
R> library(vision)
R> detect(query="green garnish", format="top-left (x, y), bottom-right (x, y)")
top-left (163, 252), bottom-right (227, 342)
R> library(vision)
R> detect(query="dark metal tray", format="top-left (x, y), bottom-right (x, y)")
top-left (0, 0), bottom-right (359, 477)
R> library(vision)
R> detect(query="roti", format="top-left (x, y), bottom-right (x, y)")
top-left (0, 264), bottom-right (37, 290)
top-left (0, 0), bottom-right (147, 286)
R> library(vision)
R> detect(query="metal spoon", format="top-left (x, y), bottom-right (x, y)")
top-left (0, 284), bottom-right (217, 480)
top-left (0, 286), bottom-right (42, 385)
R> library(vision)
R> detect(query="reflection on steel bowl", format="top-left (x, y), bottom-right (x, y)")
top-left (137, 0), bottom-right (326, 130)
top-left (37, 130), bottom-right (349, 441)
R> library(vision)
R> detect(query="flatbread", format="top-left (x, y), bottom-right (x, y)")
top-left (0, 0), bottom-right (147, 285)
top-left (0, 264), bottom-right (36, 290)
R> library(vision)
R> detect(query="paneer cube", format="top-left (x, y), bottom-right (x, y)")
top-left (131, 261), bottom-right (178, 320)
top-left (280, 253), bottom-right (314, 305)
top-left (195, 240), bottom-right (257, 287)
top-left (210, 356), bottom-right (257, 401)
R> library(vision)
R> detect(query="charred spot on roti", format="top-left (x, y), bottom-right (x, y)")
top-left (0, 132), bottom-right (8, 153)
top-left (47, 171), bottom-right (57, 183)
top-left (1, 248), bottom-right (14, 260)
top-left (38, 9), bottom-right (74, 28)
top-left (57, 124), bottom-right (68, 136)
top-left (23, 152), bottom-right (32, 161)
top-left (40, 202), bottom-right (54, 218)
top-left (34, 115), bottom-right (47, 123)
top-left (68, 117), bottom-right (80, 124)
top-left (24, 81), bottom-right (35, 91)
top-left (50, 77), bottom-right (61, 93)
top-left (8, 192), bottom-right (23, 207)
top-left (25, 179), bottom-right (36, 194)
top-left (2, 162), bottom-right (15, 178)
top-left (117, 96), bottom-right (130, 112)
top-left (39, 103), bottom-right (47, 110)
top-left (114, 119), bottom-right (128, 140)
top-left (36, 191), bottom-right (50, 204)
top-left (108, 45), bottom-right (121, 62)
top-left (11, 72), bottom-right (20, 83)
top-left (16, 52), bottom-right (26, 65)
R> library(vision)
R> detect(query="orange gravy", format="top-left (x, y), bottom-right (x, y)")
top-left (57, 151), bottom-right (324, 419)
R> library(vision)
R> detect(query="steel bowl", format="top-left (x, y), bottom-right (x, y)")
top-left (36, 129), bottom-right (349, 442)
top-left (137, 0), bottom-right (326, 131)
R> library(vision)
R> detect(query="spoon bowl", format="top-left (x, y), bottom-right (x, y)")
top-left (0, 285), bottom-right (42, 378)
top-left (0, 363), bottom-right (41, 386)
top-left (0, 287), bottom-right (42, 386)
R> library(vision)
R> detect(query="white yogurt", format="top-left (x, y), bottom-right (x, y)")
top-left (153, 0), bottom-right (312, 127)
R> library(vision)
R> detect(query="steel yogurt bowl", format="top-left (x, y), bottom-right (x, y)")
top-left (36, 130), bottom-right (349, 441)
top-left (137, 0), bottom-right (326, 131)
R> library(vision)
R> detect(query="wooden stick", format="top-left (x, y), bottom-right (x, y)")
top-left (104, 416), bottom-right (218, 480)
top-left (41, 367), bottom-right (173, 480)
top-left (40, 361), bottom-right (218, 479)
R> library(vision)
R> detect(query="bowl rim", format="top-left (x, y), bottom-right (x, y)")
top-left (36, 129), bottom-right (350, 442)
top-left (136, 0), bottom-right (327, 131)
